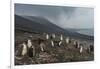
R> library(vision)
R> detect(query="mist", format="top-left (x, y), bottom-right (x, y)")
top-left (15, 4), bottom-right (94, 29)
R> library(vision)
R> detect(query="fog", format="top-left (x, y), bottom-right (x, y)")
top-left (15, 4), bottom-right (94, 29)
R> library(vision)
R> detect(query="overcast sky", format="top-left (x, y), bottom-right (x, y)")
top-left (15, 4), bottom-right (94, 29)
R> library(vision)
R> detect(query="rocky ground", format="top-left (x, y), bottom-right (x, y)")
top-left (15, 30), bottom-right (94, 65)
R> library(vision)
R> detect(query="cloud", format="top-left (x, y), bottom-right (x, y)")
top-left (54, 8), bottom-right (94, 29)
top-left (15, 4), bottom-right (94, 29)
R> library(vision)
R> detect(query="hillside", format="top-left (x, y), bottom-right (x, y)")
top-left (15, 15), bottom-right (93, 40)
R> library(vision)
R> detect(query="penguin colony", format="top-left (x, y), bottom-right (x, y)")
top-left (15, 33), bottom-right (94, 60)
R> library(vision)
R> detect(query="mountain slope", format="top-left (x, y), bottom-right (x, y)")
top-left (15, 15), bottom-right (67, 33)
top-left (15, 15), bottom-right (93, 40)
top-left (21, 15), bottom-right (71, 34)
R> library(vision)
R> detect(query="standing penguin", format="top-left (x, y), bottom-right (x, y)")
top-left (28, 45), bottom-right (35, 58)
top-left (46, 34), bottom-right (49, 40)
top-left (60, 34), bottom-right (63, 41)
top-left (88, 44), bottom-right (94, 53)
top-left (40, 42), bottom-right (46, 52)
top-left (52, 33), bottom-right (56, 39)
top-left (27, 39), bottom-right (36, 58)
top-left (79, 44), bottom-right (83, 54)
top-left (51, 40), bottom-right (54, 47)
top-left (90, 44), bottom-right (94, 52)
top-left (58, 41), bottom-right (62, 46)
top-left (27, 39), bottom-right (32, 48)
top-left (77, 41), bottom-right (80, 48)
top-left (21, 42), bottom-right (28, 56)
top-left (65, 37), bottom-right (70, 44)
top-left (73, 40), bottom-right (79, 48)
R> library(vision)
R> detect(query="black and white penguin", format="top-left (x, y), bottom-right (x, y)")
top-left (46, 33), bottom-right (49, 40)
top-left (21, 42), bottom-right (28, 56)
top-left (51, 40), bottom-right (54, 47)
top-left (60, 34), bottom-right (63, 41)
top-left (39, 42), bottom-right (46, 52)
top-left (27, 39), bottom-right (32, 48)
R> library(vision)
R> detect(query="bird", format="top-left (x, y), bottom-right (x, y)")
top-left (21, 42), bottom-right (28, 56)
top-left (27, 39), bottom-right (32, 48)
top-left (51, 40), bottom-right (54, 47)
